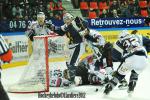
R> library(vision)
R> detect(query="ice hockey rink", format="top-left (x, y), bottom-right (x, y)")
top-left (2, 60), bottom-right (150, 100)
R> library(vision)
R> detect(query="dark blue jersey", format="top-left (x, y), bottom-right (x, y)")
top-left (112, 40), bottom-right (123, 62)
top-left (54, 17), bottom-right (88, 44)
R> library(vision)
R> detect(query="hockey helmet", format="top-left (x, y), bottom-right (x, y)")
top-left (37, 12), bottom-right (45, 18)
top-left (37, 12), bottom-right (45, 25)
top-left (118, 30), bottom-right (130, 42)
top-left (63, 13), bottom-right (74, 23)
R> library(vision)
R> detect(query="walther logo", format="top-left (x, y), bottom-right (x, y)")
top-left (9, 41), bottom-right (28, 53)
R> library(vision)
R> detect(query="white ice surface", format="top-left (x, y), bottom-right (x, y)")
top-left (1, 60), bottom-right (150, 100)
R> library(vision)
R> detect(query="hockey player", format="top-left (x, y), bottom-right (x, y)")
top-left (112, 30), bottom-right (150, 62)
top-left (0, 35), bottom-right (13, 100)
top-left (25, 12), bottom-right (54, 41)
top-left (103, 30), bottom-right (149, 95)
top-left (50, 12), bottom-right (114, 86)
top-left (63, 29), bottom-right (114, 85)
top-left (112, 30), bottom-right (150, 89)
top-left (85, 29), bottom-right (113, 83)
top-left (49, 13), bottom-right (90, 85)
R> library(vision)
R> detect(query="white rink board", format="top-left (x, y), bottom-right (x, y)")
top-left (4, 35), bottom-right (28, 61)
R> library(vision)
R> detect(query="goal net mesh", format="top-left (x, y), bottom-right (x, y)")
top-left (7, 35), bottom-right (69, 93)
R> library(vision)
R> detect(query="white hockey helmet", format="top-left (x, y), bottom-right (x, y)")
top-left (37, 12), bottom-right (45, 18)
top-left (63, 13), bottom-right (74, 22)
top-left (37, 12), bottom-right (45, 25)
top-left (118, 30), bottom-right (130, 42)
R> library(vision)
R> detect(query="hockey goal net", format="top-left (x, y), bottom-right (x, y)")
top-left (7, 35), bottom-right (69, 93)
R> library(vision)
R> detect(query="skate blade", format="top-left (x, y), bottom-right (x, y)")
top-left (128, 91), bottom-right (133, 97)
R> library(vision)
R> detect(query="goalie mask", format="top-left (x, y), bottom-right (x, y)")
top-left (63, 13), bottom-right (74, 25)
top-left (37, 12), bottom-right (45, 25)
top-left (118, 30), bottom-right (130, 42)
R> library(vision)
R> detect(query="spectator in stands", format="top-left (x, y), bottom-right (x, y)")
top-left (23, 3), bottom-right (32, 19)
top-left (46, 3), bottom-right (54, 19)
top-left (120, 1), bottom-right (130, 17)
top-left (71, 0), bottom-right (79, 9)
top-left (99, 9), bottom-right (109, 18)
top-left (37, 4), bottom-right (45, 12)
top-left (12, 5), bottom-right (23, 19)
top-left (128, 0), bottom-right (140, 17)
top-left (0, 3), bottom-right (3, 20)
top-left (111, 9), bottom-right (120, 18)
top-left (31, 7), bottom-right (38, 20)
top-left (53, 11), bottom-right (62, 20)
top-left (148, 1), bottom-right (150, 16)
top-left (109, 0), bottom-right (120, 11)
top-left (52, 0), bottom-right (62, 10)
top-left (145, 17), bottom-right (150, 26)
top-left (12, 5), bottom-right (17, 18)
top-left (109, 0), bottom-right (121, 17)
top-left (3, 2), bottom-right (12, 20)
top-left (0, 17), bottom-right (10, 32)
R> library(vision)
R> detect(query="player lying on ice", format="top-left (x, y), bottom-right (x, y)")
top-left (103, 30), bottom-right (149, 95)
top-left (0, 35), bottom-right (13, 100)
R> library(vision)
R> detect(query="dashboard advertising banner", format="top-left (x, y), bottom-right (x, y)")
top-left (88, 17), bottom-right (145, 28)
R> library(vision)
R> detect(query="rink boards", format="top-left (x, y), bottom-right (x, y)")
top-left (1, 27), bottom-right (150, 69)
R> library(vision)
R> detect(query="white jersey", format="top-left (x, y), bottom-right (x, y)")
top-left (122, 34), bottom-right (147, 56)
top-left (26, 21), bottom-right (53, 36)
top-left (86, 30), bottom-right (105, 60)
top-left (89, 29), bottom-right (105, 46)
top-left (118, 35), bottom-right (148, 75)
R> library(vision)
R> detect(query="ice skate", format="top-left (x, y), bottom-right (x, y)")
top-left (127, 81), bottom-right (136, 96)
top-left (118, 78), bottom-right (128, 90)
top-left (103, 84), bottom-right (112, 95)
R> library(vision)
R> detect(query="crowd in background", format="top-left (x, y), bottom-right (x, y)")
top-left (78, 0), bottom-right (150, 18)
top-left (0, 0), bottom-right (63, 21)
top-left (0, 0), bottom-right (150, 21)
